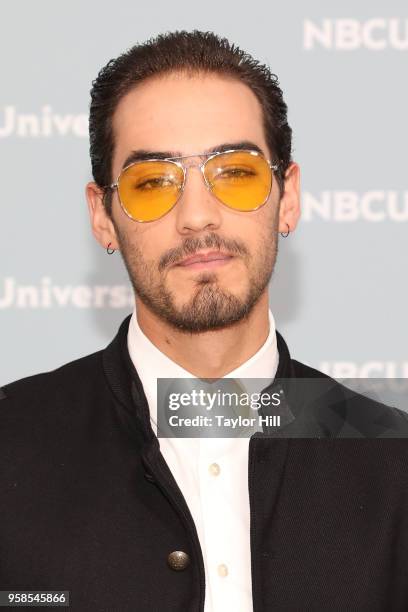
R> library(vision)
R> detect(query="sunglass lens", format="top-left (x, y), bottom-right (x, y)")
top-left (118, 161), bottom-right (184, 222)
top-left (204, 151), bottom-right (272, 211)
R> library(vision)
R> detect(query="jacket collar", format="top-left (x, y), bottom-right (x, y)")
top-left (102, 314), bottom-right (154, 443)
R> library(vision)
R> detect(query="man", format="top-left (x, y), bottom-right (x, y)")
top-left (1, 30), bottom-right (408, 612)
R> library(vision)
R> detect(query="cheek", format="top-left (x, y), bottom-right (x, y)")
top-left (250, 199), bottom-right (278, 235)
top-left (117, 218), bottom-right (153, 256)
top-left (134, 229), bottom-right (172, 271)
top-left (263, 191), bottom-right (280, 226)
top-left (251, 203), bottom-right (279, 252)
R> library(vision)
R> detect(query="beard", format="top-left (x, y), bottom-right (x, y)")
top-left (114, 223), bottom-right (279, 334)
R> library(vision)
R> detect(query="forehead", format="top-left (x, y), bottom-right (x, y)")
top-left (111, 72), bottom-right (268, 171)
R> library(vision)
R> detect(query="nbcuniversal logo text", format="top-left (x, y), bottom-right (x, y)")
top-left (304, 18), bottom-right (408, 50)
top-left (302, 191), bottom-right (408, 221)
top-left (0, 105), bottom-right (88, 138)
top-left (0, 277), bottom-right (134, 309)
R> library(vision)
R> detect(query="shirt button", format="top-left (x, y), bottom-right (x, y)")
top-left (217, 563), bottom-right (229, 577)
top-left (167, 550), bottom-right (190, 571)
top-left (208, 462), bottom-right (221, 476)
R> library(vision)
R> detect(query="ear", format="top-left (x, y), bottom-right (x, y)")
top-left (278, 162), bottom-right (301, 234)
top-left (85, 182), bottom-right (119, 251)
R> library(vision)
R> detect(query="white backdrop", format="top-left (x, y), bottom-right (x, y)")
top-left (1, 1), bottom-right (407, 385)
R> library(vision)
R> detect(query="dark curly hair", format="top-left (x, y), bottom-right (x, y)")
top-left (88, 30), bottom-right (292, 217)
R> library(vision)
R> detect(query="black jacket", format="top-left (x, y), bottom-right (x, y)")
top-left (1, 314), bottom-right (408, 611)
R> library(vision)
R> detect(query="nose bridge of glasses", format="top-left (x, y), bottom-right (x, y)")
top-left (169, 157), bottom-right (212, 204)
top-left (176, 156), bottom-right (209, 192)
top-left (181, 155), bottom-right (207, 171)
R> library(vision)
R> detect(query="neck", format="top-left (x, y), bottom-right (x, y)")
top-left (134, 292), bottom-right (271, 378)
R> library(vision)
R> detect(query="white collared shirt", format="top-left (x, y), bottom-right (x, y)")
top-left (127, 308), bottom-right (279, 612)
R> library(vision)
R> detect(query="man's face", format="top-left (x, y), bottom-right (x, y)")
top-left (109, 72), bottom-right (282, 333)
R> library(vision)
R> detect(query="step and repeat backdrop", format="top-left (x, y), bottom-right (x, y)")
top-left (1, 1), bottom-right (407, 385)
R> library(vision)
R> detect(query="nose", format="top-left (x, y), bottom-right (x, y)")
top-left (174, 164), bottom-right (223, 235)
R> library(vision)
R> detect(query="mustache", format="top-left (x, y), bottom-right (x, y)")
top-left (158, 232), bottom-right (248, 271)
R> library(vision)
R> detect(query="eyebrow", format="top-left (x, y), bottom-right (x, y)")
top-left (120, 140), bottom-right (265, 170)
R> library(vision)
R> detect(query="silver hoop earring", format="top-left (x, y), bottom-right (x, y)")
top-left (280, 223), bottom-right (290, 238)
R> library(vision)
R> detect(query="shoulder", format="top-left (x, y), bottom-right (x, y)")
top-left (0, 350), bottom-right (119, 486)
top-left (2, 349), bottom-right (104, 395)
top-left (0, 350), bottom-right (107, 425)
top-left (288, 358), bottom-right (408, 438)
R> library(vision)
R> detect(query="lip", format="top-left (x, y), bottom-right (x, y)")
top-left (175, 251), bottom-right (234, 268)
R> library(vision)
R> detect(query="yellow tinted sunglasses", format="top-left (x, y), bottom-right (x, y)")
top-left (106, 149), bottom-right (280, 223)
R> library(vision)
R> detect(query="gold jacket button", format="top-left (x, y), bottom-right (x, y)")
top-left (167, 550), bottom-right (190, 571)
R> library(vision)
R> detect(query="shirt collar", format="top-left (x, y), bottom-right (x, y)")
top-left (127, 306), bottom-right (280, 428)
